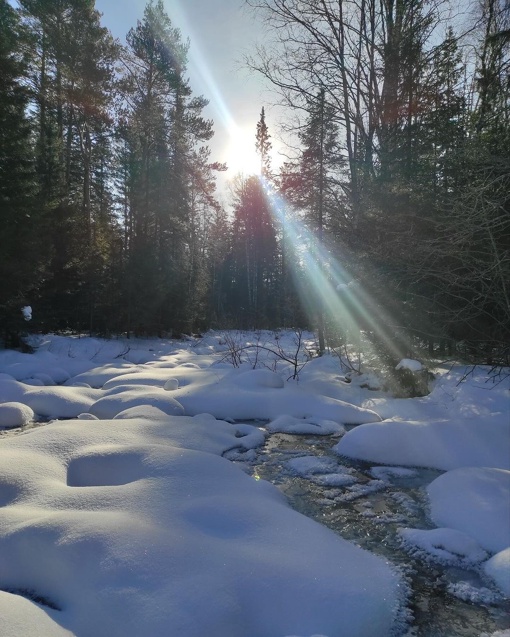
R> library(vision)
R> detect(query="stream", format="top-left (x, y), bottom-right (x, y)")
top-left (3, 420), bottom-right (510, 635)
top-left (227, 427), bottom-right (510, 637)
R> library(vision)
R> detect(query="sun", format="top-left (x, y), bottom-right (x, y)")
top-left (224, 127), bottom-right (261, 178)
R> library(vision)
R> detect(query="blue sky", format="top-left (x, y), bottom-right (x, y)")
top-left (96, 0), bottom-right (278, 185)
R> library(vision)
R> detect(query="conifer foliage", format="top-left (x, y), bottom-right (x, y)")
top-left (0, 0), bottom-right (508, 362)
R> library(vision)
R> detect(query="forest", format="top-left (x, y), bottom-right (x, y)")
top-left (0, 0), bottom-right (509, 366)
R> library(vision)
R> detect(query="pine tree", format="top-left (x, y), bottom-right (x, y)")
top-left (18, 0), bottom-right (120, 332)
top-left (229, 175), bottom-right (279, 328)
top-left (120, 0), bottom-right (219, 335)
top-left (255, 107), bottom-right (272, 179)
top-left (0, 0), bottom-right (39, 341)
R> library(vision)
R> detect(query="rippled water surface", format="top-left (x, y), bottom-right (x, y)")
top-left (234, 429), bottom-right (510, 637)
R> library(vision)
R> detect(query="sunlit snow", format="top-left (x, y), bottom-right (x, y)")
top-left (0, 330), bottom-right (508, 636)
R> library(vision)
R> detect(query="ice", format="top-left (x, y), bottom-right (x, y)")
top-left (398, 527), bottom-right (489, 565)
top-left (370, 467), bottom-right (418, 482)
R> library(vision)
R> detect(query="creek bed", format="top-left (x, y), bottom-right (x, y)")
top-left (232, 429), bottom-right (510, 637)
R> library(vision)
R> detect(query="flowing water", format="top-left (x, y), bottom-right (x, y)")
top-left (227, 428), bottom-right (510, 637)
top-left (3, 420), bottom-right (509, 635)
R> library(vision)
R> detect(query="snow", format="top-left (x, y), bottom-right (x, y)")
top-left (395, 358), bottom-right (423, 372)
top-left (484, 548), bottom-right (510, 596)
top-left (0, 416), bottom-right (402, 637)
top-left (334, 416), bottom-right (509, 471)
top-left (427, 467), bottom-right (510, 554)
top-left (267, 414), bottom-right (346, 435)
top-left (331, 363), bottom-right (510, 596)
top-left (287, 456), bottom-right (358, 487)
top-left (0, 332), bottom-right (406, 636)
top-left (398, 527), bottom-right (488, 566)
top-left (0, 330), bottom-right (508, 633)
top-left (0, 402), bottom-right (35, 428)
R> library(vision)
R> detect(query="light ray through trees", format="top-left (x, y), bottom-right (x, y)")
top-left (261, 177), bottom-right (411, 363)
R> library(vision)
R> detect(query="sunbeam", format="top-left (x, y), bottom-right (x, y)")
top-left (260, 178), bottom-right (412, 366)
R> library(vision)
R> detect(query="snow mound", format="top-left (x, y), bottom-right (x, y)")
top-left (89, 389), bottom-right (185, 419)
top-left (484, 548), bottom-right (510, 597)
top-left (0, 402), bottom-right (34, 428)
top-left (267, 415), bottom-right (346, 435)
top-left (427, 467), bottom-right (510, 554)
top-left (23, 386), bottom-right (100, 419)
top-left (113, 406), bottom-right (171, 420)
top-left (0, 417), bottom-right (403, 637)
top-left (334, 417), bottom-right (510, 471)
top-left (398, 527), bottom-right (488, 565)
top-left (67, 364), bottom-right (140, 388)
top-left (173, 375), bottom-right (381, 424)
top-left (0, 590), bottom-right (73, 637)
top-left (0, 379), bottom-right (27, 403)
top-left (232, 369), bottom-right (285, 389)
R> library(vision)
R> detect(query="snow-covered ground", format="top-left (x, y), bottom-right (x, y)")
top-left (0, 330), bottom-right (508, 636)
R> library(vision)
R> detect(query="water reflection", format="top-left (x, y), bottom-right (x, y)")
top-left (244, 431), bottom-right (510, 637)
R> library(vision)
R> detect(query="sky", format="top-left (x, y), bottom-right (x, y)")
top-left (95, 0), bottom-right (281, 191)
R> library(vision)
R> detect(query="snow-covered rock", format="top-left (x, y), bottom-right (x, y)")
top-left (0, 402), bottom-right (34, 428)
top-left (398, 527), bottom-right (488, 565)
top-left (267, 414), bottom-right (345, 436)
top-left (395, 359), bottom-right (423, 372)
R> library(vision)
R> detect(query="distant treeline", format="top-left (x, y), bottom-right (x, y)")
top-left (0, 0), bottom-right (508, 365)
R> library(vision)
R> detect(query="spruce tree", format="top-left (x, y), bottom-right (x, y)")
top-left (255, 107), bottom-right (272, 179)
top-left (230, 175), bottom-right (279, 328)
top-left (121, 0), bottom-right (219, 335)
top-left (0, 0), bottom-right (38, 341)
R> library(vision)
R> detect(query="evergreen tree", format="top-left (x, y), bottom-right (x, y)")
top-left (255, 107), bottom-right (272, 179)
top-left (120, 0), bottom-right (219, 335)
top-left (229, 175), bottom-right (279, 328)
top-left (0, 0), bottom-right (38, 341)
top-left (18, 0), bottom-right (119, 332)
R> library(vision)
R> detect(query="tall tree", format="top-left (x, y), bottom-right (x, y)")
top-left (280, 89), bottom-right (345, 349)
top-left (0, 0), bottom-right (38, 339)
top-left (18, 0), bottom-right (119, 331)
top-left (120, 0), bottom-right (219, 334)
top-left (229, 174), bottom-right (279, 328)
top-left (255, 106), bottom-right (272, 179)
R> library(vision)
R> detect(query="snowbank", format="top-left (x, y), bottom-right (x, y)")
top-left (334, 417), bottom-right (509, 471)
top-left (0, 416), bottom-right (403, 637)
top-left (1, 332), bottom-right (508, 631)
top-left (427, 467), bottom-right (510, 554)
